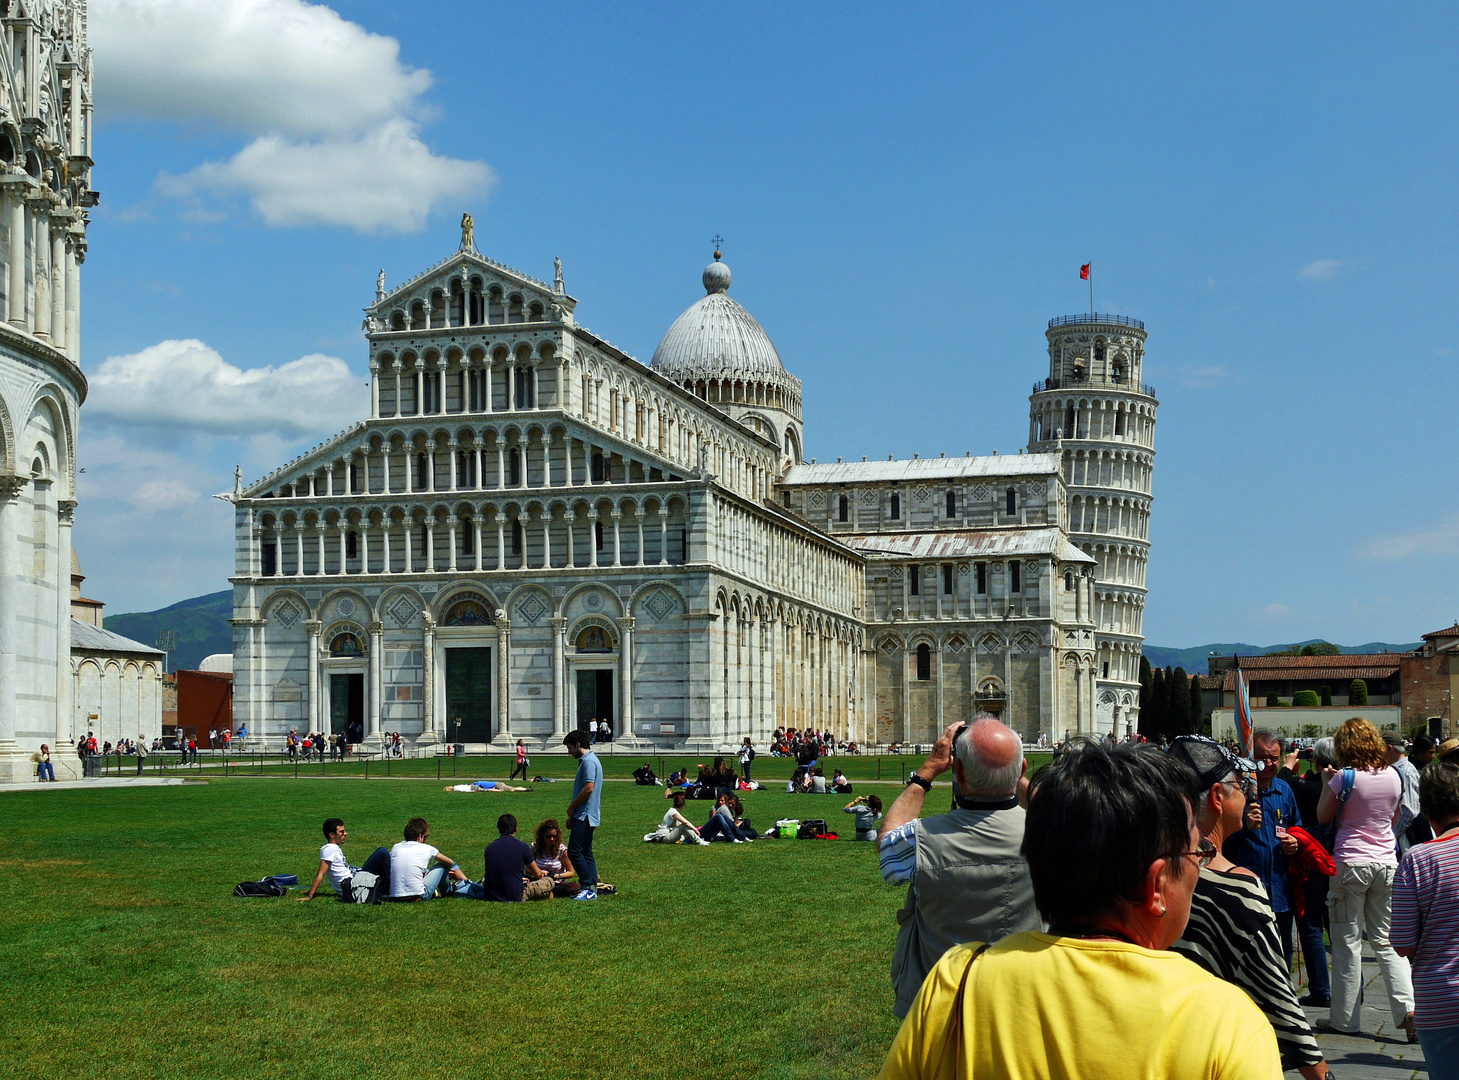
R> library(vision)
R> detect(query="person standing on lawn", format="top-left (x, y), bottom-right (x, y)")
top-left (1223, 729), bottom-right (1301, 971)
top-left (877, 714), bottom-right (1042, 1017)
top-left (738, 737), bottom-right (755, 783)
top-left (510, 739), bottom-right (530, 783)
top-left (135, 736), bottom-right (147, 775)
top-left (565, 729), bottom-right (606, 900)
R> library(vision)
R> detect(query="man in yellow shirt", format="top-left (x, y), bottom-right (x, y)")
top-left (877, 741), bottom-right (1282, 1080)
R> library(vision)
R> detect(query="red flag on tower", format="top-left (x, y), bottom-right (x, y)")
top-left (1079, 263), bottom-right (1090, 280)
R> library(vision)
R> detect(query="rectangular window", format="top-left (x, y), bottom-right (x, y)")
top-left (976, 562), bottom-right (987, 594)
top-left (909, 565), bottom-right (920, 596)
top-left (345, 531), bottom-right (357, 559)
top-left (461, 523), bottom-right (473, 555)
top-left (946, 491), bottom-right (956, 518)
top-left (262, 543), bottom-right (277, 576)
top-left (680, 528), bottom-right (688, 563)
top-left (508, 448), bottom-right (521, 486)
top-left (511, 521), bottom-right (523, 555)
top-left (1011, 560), bottom-right (1021, 591)
top-left (838, 494), bottom-right (848, 522)
top-left (943, 564), bottom-right (953, 594)
top-left (890, 493), bottom-right (901, 519)
top-left (781, 491), bottom-right (790, 507)
top-left (349, 462), bottom-right (359, 492)
top-left (1102, 661), bottom-right (1110, 679)
top-left (1006, 488), bottom-right (1017, 516)
top-left (595, 521), bottom-right (604, 550)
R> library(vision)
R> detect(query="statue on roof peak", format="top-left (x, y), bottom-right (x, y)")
top-left (460, 212), bottom-right (475, 252)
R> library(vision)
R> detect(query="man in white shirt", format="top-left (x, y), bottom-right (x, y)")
top-left (389, 817), bottom-right (465, 901)
top-left (300, 818), bottom-right (391, 900)
top-left (588, 719), bottom-right (599, 743)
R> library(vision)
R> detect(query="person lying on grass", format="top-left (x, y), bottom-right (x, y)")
top-left (645, 792), bottom-right (710, 845)
top-left (444, 780), bottom-right (530, 792)
top-left (300, 817), bottom-right (392, 900)
top-left (532, 818), bottom-right (585, 895)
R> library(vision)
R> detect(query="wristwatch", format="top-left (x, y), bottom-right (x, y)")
top-left (906, 774), bottom-right (932, 792)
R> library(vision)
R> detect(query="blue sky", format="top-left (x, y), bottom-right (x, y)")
top-left (79, 1), bottom-right (1459, 648)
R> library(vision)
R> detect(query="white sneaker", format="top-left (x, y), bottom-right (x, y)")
top-left (732, 839), bottom-right (744, 844)
top-left (696, 838), bottom-right (711, 846)
top-left (573, 889), bottom-right (598, 901)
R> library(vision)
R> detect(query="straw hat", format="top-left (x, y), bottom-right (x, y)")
top-left (1437, 738), bottom-right (1459, 763)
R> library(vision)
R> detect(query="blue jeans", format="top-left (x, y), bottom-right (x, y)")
top-left (1296, 890), bottom-right (1330, 999)
top-left (568, 818), bottom-right (597, 890)
top-left (417, 865), bottom-right (448, 900)
top-left (700, 815), bottom-right (747, 843)
top-left (37, 761), bottom-right (55, 781)
top-left (1419, 1025), bottom-right (1459, 1080)
top-left (336, 847), bottom-right (392, 898)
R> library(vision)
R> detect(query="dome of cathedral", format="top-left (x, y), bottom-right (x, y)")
top-left (650, 256), bottom-right (786, 379)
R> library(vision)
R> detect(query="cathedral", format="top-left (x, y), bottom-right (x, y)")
top-left (231, 223), bottom-right (1156, 751)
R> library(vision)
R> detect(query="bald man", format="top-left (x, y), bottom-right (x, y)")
top-left (878, 716), bottom-right (1043, 1017)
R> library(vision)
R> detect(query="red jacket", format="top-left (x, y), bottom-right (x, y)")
top-left (1285, 825), bottom-right (1335, 918)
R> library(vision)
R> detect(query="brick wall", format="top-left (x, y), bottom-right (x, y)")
top-left (1401, 652), bottom-right (1451, 731)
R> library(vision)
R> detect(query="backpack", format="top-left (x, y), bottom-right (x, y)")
top-left (797, 819), bottom-right (828, 839)
top-left (233, 879), bottom-right (286, 898)
top-left (342, 871), bottom-right (382, 905)
top-left (748, 747), bottom-right (757, 761)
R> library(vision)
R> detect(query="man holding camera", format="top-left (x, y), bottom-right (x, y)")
top-left (877, 715), bottom-right (1042, 1017)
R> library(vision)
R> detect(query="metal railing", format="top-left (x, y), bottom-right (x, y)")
top-left (1047, 313), bottom-right (1145, 331)
top-left (1032, 377), bottom-right (1156, 397)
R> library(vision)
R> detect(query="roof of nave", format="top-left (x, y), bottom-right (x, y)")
top-left (244, 422), bottom-right (367, 496)
top-left (71, 620), bottom-right (165, 657)
top-left (782, 453), bottom-right (1062, 486)
top-left (848, 527), bottom-right (1094, 564)
top-left (370, 248), bottom-right (570, 313)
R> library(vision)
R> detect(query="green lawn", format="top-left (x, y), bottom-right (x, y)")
top-left (0, 773), bottom-right (956, 1079)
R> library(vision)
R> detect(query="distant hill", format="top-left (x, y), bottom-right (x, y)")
top-left (104, 590), bottom-right (233, 672)
top-left (1144, 639), bottom-right (1422, 673)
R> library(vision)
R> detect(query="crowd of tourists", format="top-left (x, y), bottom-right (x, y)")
top-left (870, 715), bottom-right (1459, 1079)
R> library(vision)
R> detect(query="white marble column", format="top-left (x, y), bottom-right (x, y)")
top-left (448, 519), bottom-right (458, 572)
top-left (658, 511), bottom-right (669, 565)
top-left (473, 516), bottom-right (483, 571)
top-left (382, 522), bottom-right (392, 574)
top-left (368, 621), bottom-right (383, 741)
top-left (618, 616), bottom-right (635, 737)
top-left (8, 196), bottom-right (24, 326)
top-left (422, 615), bottom-right (437, 740)
top-left (65, 245), bottom-right (79, 364)
top-left (369, 362), bottom-right (380, 418)
top-left (56, 499), bottom-right (75, 743)
top-left (359, 521), bottom-right (369, 575)
top-left (611, 510), bottom-right (621, 567)
top-left (50, 225), bottom-right (65, 353)
top-left (32, 213), bottom-right (49, 339)
top-left (589, 511), bottom-right (599, 568)
top-left (496, 613), bottom-right (511, 738)
top-left (551, 616), bottom-right (567, 737)
top-left (306, 620), bottom-right (321, 732)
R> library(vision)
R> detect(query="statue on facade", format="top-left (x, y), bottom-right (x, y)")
top-left (460, 212), bottom-right (474, 252)
top-left (554, 256), bottom-right (564, 294)
top-left (375, 269), bottom-right (386, 300)
top-left (234, 465), bottom-right (243, 496)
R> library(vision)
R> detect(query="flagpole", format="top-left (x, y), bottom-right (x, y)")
top-left (1088, 262), bottom-right (1093, 315)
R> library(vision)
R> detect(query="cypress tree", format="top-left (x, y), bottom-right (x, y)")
top-left (1150, 666), bottom-right (1167, 739)
top-left (1188, 674), bottom-right (1205, 734)
top-left (1350, 679), bottom-right (1369, 706)
top-left (1170, 667), bottom-right (1191, 736)
top-left (1138, 656), bottom-right (1155, 737)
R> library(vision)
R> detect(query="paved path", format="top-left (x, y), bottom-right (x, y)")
top-left (1301, 946), bottom-right (1427, 1078)
top-left (0, 776), bottom-right (200, 793)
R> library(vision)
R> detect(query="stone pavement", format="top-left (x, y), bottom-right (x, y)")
top-left (1300, 947), bottom-right (1427, 1079)
top-left (0, 776), bottom-right (199, 793)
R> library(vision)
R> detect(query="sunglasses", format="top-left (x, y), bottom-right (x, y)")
top-left (1183, 837), bottom-right (1218, 868)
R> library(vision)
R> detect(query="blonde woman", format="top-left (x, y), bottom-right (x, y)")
top-left (1317, 717), bottom-right (1415, 1039)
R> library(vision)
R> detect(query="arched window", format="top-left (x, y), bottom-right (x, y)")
top-left (1006, 487), bottom-right (1016, 516)
top-left (890, 493), bottom-right (901, 520)
top-left (576, 626), bottom-right (613, 652)
top-left (916, 644), bottom-right (931, 681)
top-left (329, 632), bottom-right (363, 657)
top-left (1064, 570), bottom-right (1074, 591)
top-left (837, 495), bottom-right (848, 522)
top-left (946, 491), bottom-right (956, 518)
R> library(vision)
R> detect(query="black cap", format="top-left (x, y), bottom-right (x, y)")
top-left (1168, 735), bottom-right (1258, 791)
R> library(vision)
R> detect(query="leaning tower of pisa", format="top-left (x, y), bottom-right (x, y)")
top-left (1028, 314), bottom-right (1157, 736)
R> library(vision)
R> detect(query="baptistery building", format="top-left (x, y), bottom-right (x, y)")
top-left (0, 0), bottom-right (96, 782)
top-left (231, 227), bottom-right (1156, 751)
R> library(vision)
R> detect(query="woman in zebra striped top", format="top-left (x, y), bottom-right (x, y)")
top-left (1168, 736), bottom-right (1329, 1080)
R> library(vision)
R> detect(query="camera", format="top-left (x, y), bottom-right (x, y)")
top-left (1297, 748), bottom-right (1314, 760)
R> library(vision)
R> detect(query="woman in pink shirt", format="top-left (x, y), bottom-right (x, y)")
top-left (1317, 717), bottom-right (1415, 1039)
top-left (510, 739), bottom-right (530, 783)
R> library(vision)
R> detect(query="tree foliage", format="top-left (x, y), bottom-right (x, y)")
top-left (1350, 678), bottom-right (1369, 706)
top-left (1189, 675), bottom-right (1205, 733)
top-left (1292, 690), bottom-right (1321, 707)
top-left (1169, 667), bottom-right (1191, 736)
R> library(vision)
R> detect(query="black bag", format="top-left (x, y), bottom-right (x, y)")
top-left (233, 879), bottom-right (286, 898)
top-left (797, 819), bottom-right (828, 839)
top-left (748, 747), bottom-right (757, 761)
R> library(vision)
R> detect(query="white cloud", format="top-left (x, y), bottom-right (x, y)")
top-left (87, 339), bottom-right (363, 438)
top-left (91, 0), bottom-right (492, 231)
top-left (157, 121), bottom-right (489, 232)
top-left (1299, 259), bottom-right (1342, 281)
top-left (130, 478), bottom-right (201, 513)
top-left (1357, 515), bottom-right (1459, 561)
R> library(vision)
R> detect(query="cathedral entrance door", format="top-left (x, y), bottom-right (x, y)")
top-left (329, 674), bottom-right (363, 736)
top-left (445, 648), bottom-right (493, 743)
top-left (575, 669), bottom-right (614, 733)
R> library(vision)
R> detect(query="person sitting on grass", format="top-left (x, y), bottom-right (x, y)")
top-left (444, 780), bottom-right (530, 792)
top-left (810, 766), bottom-right (829, 794)
top-left (831, 768), bottom-right (853, 794)
top-left (450, 814), bottom-right (552, 902)
top-left (728, 795), bottom-right (759, 839)
top-left (389, 818), bottom-right (466, 902)
top-left (645, 793), bottom-right (710, 845)
top-left (700, 794), bottom-right (753, 843)
top-left (844, 794), bottom-right (884, 841)
top-left (532, 818), bottom-right (584, 895)
top-left (301, 818), bottom-right (392, 900)
top-left (667, 768), bottom-right (690, 788)
top-left (633, 762), bottom-right (661, 786)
